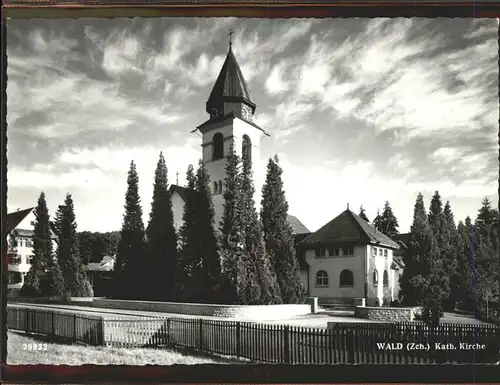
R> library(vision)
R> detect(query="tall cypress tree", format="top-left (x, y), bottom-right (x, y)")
top-left (194, 160), bottom-right (222, 303)
top-left (426, 191), bottom-right (452, 310)
top-left (176, 165), bottom-right (199, 301)
top-left (145, 152), bottom-right (178, 301)
top-left (378, 201), bottom-right (399, 237)
top-left (474, 199), bottom-right (500, 318)
top-left (428, 191), bottom-right (445, 241)
top-left (115, 161), bottom-right (146, 299)
top-left (441, 201), bottom-right (459, 310)
top-left (22, 192), bottom-right (64, 297)
top-left (456, 219), bottom-right (474, 311)
top-left (219, 145), bottom-right (244, 304)
top-left (239, 148), bottom-right (282, 305)
top-left (261, 155), bottom-right (305, 304)
top-left (358, 205), bottom-right (370, 222)
top-left (399, 193), bottom-right (429, 306)
top-left (54, 194), bottom-right (91, 297)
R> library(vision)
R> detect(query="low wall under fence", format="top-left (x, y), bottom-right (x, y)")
top-left (7, 305), bottom-right (500, 364)
top-left (355, 306), bottom-right (423, 322)
top-left (92, 298), bottom-right (312, 320)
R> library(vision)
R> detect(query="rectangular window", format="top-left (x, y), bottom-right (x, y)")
top-left (384, 249), bottom-right (388, 258)
top-left (328, 247), bottom-right (340, 257)
top-left (315, 248), bottom-right (326, 257)
top-left (8, 254), bottom-right (21, 265)
top-left (8, 272), bottom-right (22, 284)
top-left (343, 246), bottom-right (354, 256)
top-left (372, 247), bottom-right (377, 256)
top-left (379, 248), bottom-right (383, 256)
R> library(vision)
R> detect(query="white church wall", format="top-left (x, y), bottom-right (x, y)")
top-left (201, 117), bottom-right (265, 229)
top-left (171, 192), bottom-right (186, 233)
top-left (233, 118), bottom-right (265, 213)
top-left (367, 246), bottom-right (395, 306)
top-left (305, 245), bottom-right (366, 300)
top-left (299, 269), bottom-right (308, 295)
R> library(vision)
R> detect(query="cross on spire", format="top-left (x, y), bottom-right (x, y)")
top-left (228, 29), bottom-right (234, 48)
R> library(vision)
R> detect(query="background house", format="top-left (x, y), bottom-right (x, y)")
top-left (6, 208), bottom-right (57, 296)
top-left (300, 209), bottom-right (401, 308)
top-left (83, 255), bottom-right (115, 297)
top-left (391, 233), bottom-right (409, 300)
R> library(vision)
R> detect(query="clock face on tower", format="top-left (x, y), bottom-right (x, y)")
top-left (242, 105), bottom-right (252, 121)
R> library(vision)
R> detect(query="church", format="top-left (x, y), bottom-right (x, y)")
top-left (169, 39), bottom-right (267, 232)
top-left (167, 37), bottom-right (404, 308)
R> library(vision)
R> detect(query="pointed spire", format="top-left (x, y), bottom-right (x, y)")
top-left (206, 30), bottom-right (256, 116)
top-left (176, 171), bottom-right (179, 185)
top-left (347, 203), bottom-right (350, 210)
top-left (228, 29), bottom-right (234, 50)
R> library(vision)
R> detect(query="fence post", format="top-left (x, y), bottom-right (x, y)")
top-left (98, 318), bottom-right (105, 346)
top-left (284, 325), bottom-right (290, 364)
top-left (51, 311), bottom-right (55, 336)
top-left (199, 319), bottom-right (203, 350)
top-left (25, 308), bottom-right (29, 334)
top-left (73, 314), bottom-right (77, 343)
top-left (236, 321), bottom-right (241, 358)
top-left (347, 328), bottom-right (355, 364)
top-left (167, 318), bottom-right (171, 344)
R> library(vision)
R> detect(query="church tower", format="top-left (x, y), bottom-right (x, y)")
top-left (194, 35), bottom-right (268, 229)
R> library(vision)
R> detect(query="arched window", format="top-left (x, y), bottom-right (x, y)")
top-left (373, 270), bottom-right (379, 286)
top-left (218, 180), bottom-right (223, 195)
top-left (316, 270), bottom-right (328, 287)
top-left (212, 133), bottom-right (224, 160)
top-left (213, 181), bottom-right (218, 195)
top-left (339, 269), bottom-right (354, 287)
top-left (383, 270), bottom-right (389, 287)
top-left (242, 135), bottom-right (252, 163)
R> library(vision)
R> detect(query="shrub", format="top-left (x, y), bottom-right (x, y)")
top-left (390, 299), bottom-right (402, 307)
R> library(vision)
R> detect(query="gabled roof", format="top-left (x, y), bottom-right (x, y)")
top-left (169, 185), bottom-right (200, 202)
top-left (301, 209), bottom-right (400, 249)
top-left (287, 215), bottom-right (310, 235)
top-left (170, 186), bottom-right (308, 237)
top-left (206, 46), bottom-right (256, 114)
top-left (392, 232), bottom-right (411, 248)
top-left (391, 256), bottom-right (405, 270)
top-left (392, 232), bottom-right (411, 256)
top-left (6, 208), bottom-right (34, 234)
top-left (84, 255), bottom-right (115, 272)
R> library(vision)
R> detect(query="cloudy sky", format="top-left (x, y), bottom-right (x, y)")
top-left (6, 17), bottom-right (498, 233)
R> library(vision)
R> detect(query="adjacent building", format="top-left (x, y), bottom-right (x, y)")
top-left (300, 208), bottom-right (403, 307)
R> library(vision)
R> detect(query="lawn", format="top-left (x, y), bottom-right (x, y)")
top-left (6, 331), bottom-right (248, 365)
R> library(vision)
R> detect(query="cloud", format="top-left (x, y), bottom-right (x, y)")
top-left (6, 18), bottom-right (498, 233)
top-left (265, 62), bottom-right (289, 95)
